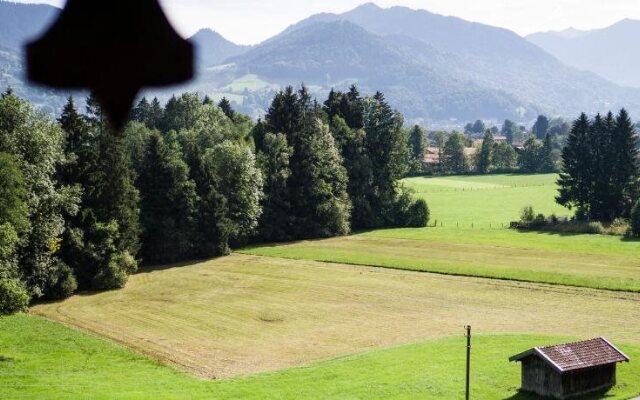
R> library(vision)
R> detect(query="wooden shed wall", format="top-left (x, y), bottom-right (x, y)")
top-left (520, 355), bottom-right (617, 399)
top-left (562, 364), bottom-right (616, 398)
top-left (521, 356), bottom-right (563, 398)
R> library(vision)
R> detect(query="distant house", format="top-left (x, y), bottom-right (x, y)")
top-left (509, 337), bottom-right (629, 399)
top-left (493, 135), bottom-right (508, 144)
top-left (423, 147), bottom-right (440, 171)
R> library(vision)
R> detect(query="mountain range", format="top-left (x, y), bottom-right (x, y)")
top-left (527, 19), bottom-right (640, 89)
top-left (1, 1), bottom-right (639, 125)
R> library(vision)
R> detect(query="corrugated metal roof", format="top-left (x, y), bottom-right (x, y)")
top-left (509, 337), bottom-right (629, 373)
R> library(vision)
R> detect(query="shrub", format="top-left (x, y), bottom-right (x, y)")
top-left (46, 262), bottom-right (78, 300)
top-left (405, 199), bottom-right (430, 228)
top-left (0, 279), bottom-right (29, 315)
top-left (92, 251), bottom-right (137, 290)
top-left (608, 218), bottom-right (631, 236)
top-left (584, 222), bottom-right (605, 235)
top-left (632, 200), bottom-right (640, 237)
top-left (520, 206), bottom-right (535, 224)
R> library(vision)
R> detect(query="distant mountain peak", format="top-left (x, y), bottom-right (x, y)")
top-left (192, 28), bottom-right (222, 37)
top-left (188, 28), bottom-right (250, 67)
top-left (353, 2), bottom-right (382, 11)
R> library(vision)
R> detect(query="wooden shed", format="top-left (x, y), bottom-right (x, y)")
top-left (509, 337), bottom-right (629, 399)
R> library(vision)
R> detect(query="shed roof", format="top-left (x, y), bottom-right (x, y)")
top-left (509, 337), bottom-right (629, 373)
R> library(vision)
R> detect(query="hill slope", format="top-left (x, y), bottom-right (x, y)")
top-left (527, 19), bottom-right (640, 88)
top-left (0, 1), bottom-right (57, 50)
top-left (224, 20), bottom-right (527, 121)
top-left (220, 4), bottom-right (640, 121)
top-left (0, 1), bottom-right (69, 113)
top-left (2, 1), bottom-right (640, 123)
top-left (189, 29), bottom-right (250, 67)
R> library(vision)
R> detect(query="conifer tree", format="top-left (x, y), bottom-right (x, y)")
top-left (288, 116), bottom-right (351, 238)
top-left (442, 132), bottom-right (468, 174)
top-left (266, 86), bottom-right (303, 142)
top-left (137, 132), bottom-right (198, 264)
top-left (252, 119), bottom-right (268, 152)
top-left (540, 133), bottom-right (556, 173)
top-left (557, 113), bottom-right (592, 218)
top-left (532, 115), bottom-right (550, 139)
top-left (132, 97), bottom-right (151, 124)
top-left (408, 125), bottom-right (426, 175)
top-left (256, 133), bottom-right (292, 241)
top-left (611, 109), bottom-right (639, 217)
top-left (329, 116), bottom-right (371, 228)
top-left (218, 97), bottom-right (235, 121)
top-left (75, 95), bottom-right (141, 288)
top-left (147, 97), bottom-right (164, 130)
top-left (476, 130), bottom-right (494, 174)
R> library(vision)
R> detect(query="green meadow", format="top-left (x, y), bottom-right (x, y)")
top-left (4, 173), bottom-right (639, 399)
top-left (2, 315), bottom-right (639, 399)
top-left (403, 174), bottom-right (570, 227)
top-left (244, 174), bottom-right (639, 292)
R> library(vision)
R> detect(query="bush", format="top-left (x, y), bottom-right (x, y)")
top-left (534, 214), bottom-right (546, 224)
top-left (46, 262), bottom-right (78, 300)
top-left (0, 279), bottom-right (29, 315)
top-left (608, 218), bottom-right (631, 236)
top-left (632, 200), bottom-right (640, 237)
top-left (584, 222), bottom-right (605, 235)
top-left (520, 206), bottom-right (535, 224)
top-left (405, 199), bottom-right (430, 228)
top-left (92, 251), bottom-right (137, 290)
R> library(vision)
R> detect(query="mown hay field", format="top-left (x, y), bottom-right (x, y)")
top-left (31, 254), bottom-right (640, 378)
top-left (244, 174), bottom-right (640, 291)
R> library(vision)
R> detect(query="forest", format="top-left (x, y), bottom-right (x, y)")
top-left (0, 86), bottom-right (428, 313)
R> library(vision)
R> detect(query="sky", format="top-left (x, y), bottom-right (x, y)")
top-left (13, 0), bottom-right (640, 45)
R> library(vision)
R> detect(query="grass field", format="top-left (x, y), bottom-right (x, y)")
top-left (403, 174), bottom-right (570, 226)
top-left (32, 254), bottom-right (640, 379)
top-left (224, 74), bottom-right (273, 92)
top-left (6, 173), bottom-right (640, 399)
top-left (2, 314), bottom-right (639, 399)
top-left (244, 174), bottom-right (640, 292)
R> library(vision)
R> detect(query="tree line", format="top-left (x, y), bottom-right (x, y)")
top-left (557, 110), bottom-right (639, 224)
top-left (427, 129), bottom-right (560, 175)
top-left (0, 86), bottom-right (428, 314)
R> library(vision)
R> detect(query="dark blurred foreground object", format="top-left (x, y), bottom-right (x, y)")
top-left (26, 0), bottom-right (194, 129)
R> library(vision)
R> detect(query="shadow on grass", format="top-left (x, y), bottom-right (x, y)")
top-left (31, 257), bottom-right (225, 305)
top-left (503, 388), bottom-right (617, 400)
top-left (515, 228), bottom-right (640, 242)
top-left (136, 257), bottom-right (217, 274)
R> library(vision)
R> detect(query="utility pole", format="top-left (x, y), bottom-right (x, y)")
top-left (465, 325), bottom-right (471, 400)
